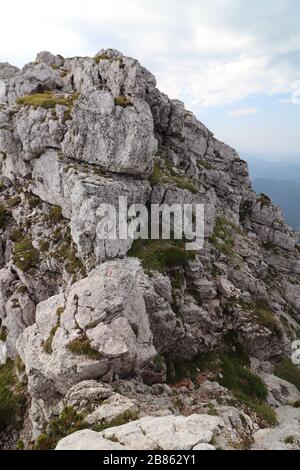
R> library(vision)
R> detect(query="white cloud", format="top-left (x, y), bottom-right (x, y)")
top-left (229, 107), bottom-right (258, 117)
top-left (0, 0), bottom-right (299, 112)
top-left (291, 80), bottom-right (300, 104)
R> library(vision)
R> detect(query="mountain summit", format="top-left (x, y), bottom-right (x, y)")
top-left (0, 50), bottom-right (299, 450)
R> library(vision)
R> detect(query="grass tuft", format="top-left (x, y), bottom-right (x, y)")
top-left (274, 357), bottom-right (300, 391)
top-left (16, 91), bottom-right (79, 110)
top-left (115, 95), bottom-right (133, 108)
top-left (67, 334), bottom-right (102, 360)
top-left (13, 236), bottom-right (39, 272)
top-left (0, 360), bottom-right (26, 430)
top-left (128, 238), bottom-right (197, 272)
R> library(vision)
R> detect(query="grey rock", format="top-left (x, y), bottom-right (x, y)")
top-left (56, 429), bottom-right (126, 450)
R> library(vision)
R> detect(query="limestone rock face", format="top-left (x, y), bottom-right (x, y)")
top-left (16, 259), bottom-right (157, 398)
top-left (61, 90), bottom-right (157, 176)
top-left (56, 429), bottom-right (126, 450)
top-left (0, 49), bottom-right (299, 450)
top-left (56, 414), bottom-right (222, 450)
top-left (253, 407), bottom-right (300, 450)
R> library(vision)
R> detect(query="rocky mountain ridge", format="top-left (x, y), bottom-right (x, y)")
top-left (0, 49), bottom-right (299, 450)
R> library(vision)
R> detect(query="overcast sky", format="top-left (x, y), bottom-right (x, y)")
top-left (1, 0), bottom-right (299, 157)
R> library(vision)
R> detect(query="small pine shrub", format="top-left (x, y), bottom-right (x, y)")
top-left (35, 407), bottom-right (87, 450)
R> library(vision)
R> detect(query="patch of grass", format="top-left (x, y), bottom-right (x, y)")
top-left (0, 181), bottom-right (6, 191)
top-left (166, 336), bottom-right (275, 426)
top-left (128, 238), bottom-right (197, 272)
top-left (94, 53), bottom-right (111, 63)
top-left (16, 285), bottom-right (27, 295)
top-left (0, 360), bottom-right (26, 430)
top-left (207, 402), bottom-right (218, 416)
top-left (39, 239), bottom-right (50, 252)
top-left (170, 270), bottom-right (184, 289)
top-left (209, 216), bottom-right (235, 257)
top-left (115, 95), bottom-right (133, 108)
top-left (43, 326), bottom-right (59, 355)
top-left (257, 193), bottom-right (272, 208)
top-left (35, 406), bottom-right (88, 450)
top-left (10, 228), bottom-right (24, 242)
top-left (6, 195), bottom-right (21, 208)
top-left (13, 236), bottom-right (39, 272)
top-left (274, 357), bottom-right (300, 391)
top-left (284, 435), bottom-right (295, 445)
top-left (0, 204), bottom-right (7, 229)
top-left (57, 242), bottom-right (85, 277)
top-left (28, 195), bottom-right (40, 209)
top-left (188, 287), bottom-right (203, 305)
top-left (292, 399), bottom-right (300, 408)
top-left (0, 326), bottom-right (8, 342)
top-left (67, 334), bottom-right (102, 360)
top-left (93, 410), bottom-right (139, 432)
top-left (239, 299), bottom-right (282, 337)
top-left (171, 175), bottom-right (198, 194)
top-left (16, 439), bottom-right (25, 450)
top-left (48, 206), bottom-right (63, 222)
top-left (149, 161), bottom-right (198, 193)
top-left (197, 159), bottom-right (213, 171)
top-left (15, 355), bottom-right (25, 374)
top-left (154, 354), bottom-right (166, 372)
top-left (43, 308), bottom-right (64, 355)
top-left (62, 108), bottom-right (72, 123)
top-left (16, 91), bottom-right (79, 110)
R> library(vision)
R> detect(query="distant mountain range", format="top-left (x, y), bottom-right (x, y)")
top-left (243, 154), bottom-right (300, 237)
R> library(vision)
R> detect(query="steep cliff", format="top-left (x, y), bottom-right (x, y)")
top-left (0, 49), bottom-right (299, 450)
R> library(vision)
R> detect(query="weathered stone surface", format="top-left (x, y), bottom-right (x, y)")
top-left (56, 429), bottom-right (126, 450)
top-left (62, 90), bottom-right (157, 177)
top-left (99, 414), bottom-right (222, 450)
top-left (253, 407), bottom-right (300, 450)
top-left (259, 373), bottom-right (300, 406)
top-left (17, 259), bottom-right (157, 398)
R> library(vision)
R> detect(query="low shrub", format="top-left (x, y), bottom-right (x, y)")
top-left (0, 360), bottom-right (26, 430)
top-left (35, 406), bottom-right (87, 450)
top-left (128, 238), bottom-right (197, 272)
top-left (274, 357), bottom-right (300, 391)
top-left (13, 236), bottom-right (39, 272)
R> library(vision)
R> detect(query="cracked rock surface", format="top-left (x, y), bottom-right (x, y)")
top-left (0, 49), bottom-right (299, 450)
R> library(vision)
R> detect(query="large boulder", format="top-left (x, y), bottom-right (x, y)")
top-left (17, 259), bottom-right (157, 398)
top-left (61, 89), bottom-right (157, 177)
top-left (56, 414), bottom-right (222, 450)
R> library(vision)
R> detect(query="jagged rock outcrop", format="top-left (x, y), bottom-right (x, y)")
top-left (0, 49), bottom-right (299, 450)
top-left (56, 414), bottom-right (222, 450)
